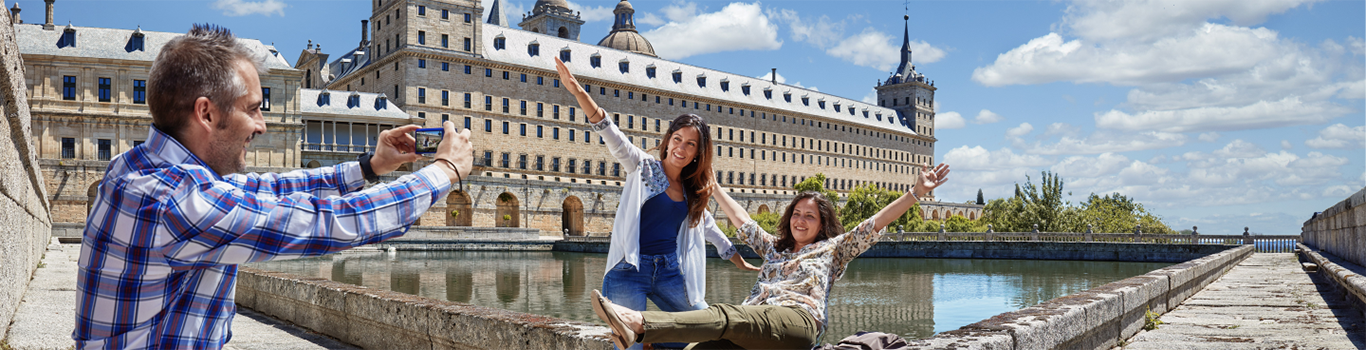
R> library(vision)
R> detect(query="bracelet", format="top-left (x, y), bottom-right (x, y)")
top-left (434, 158), bottom-right (465, 193)
top-left (591, 107), bottom-right (607, 122)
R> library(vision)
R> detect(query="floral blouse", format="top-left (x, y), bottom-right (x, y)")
top-left (736, 218), bottom-right (884, 331)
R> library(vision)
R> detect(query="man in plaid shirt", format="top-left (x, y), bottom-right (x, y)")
top-left (73, 24), bottom-right (473, 349)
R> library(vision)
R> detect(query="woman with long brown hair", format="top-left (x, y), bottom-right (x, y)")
top-left (591, 164), bottom-right (951, 350)
top-left (554, 58), bottom-right (758, 350)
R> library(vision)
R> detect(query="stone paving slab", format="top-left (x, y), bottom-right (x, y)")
top-left (1121, 253), bottom-right (1366, 349)
top-left (3, 241), bottom-right (357, 350)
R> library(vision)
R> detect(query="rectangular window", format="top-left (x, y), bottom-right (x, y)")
top-left (442, 62), bottom-right (449, 71)
top-left (567, 159), bottom-right (577, 174)
top-left (463, 38), bottom-right (471, 51)
top-left (519, 154), bottom-right (528, 169)
top-left (485, 68), bottom-right (493, 77)
top-left (465, 65), bottom-right (472, 74)
top-left (552, 105), bottom-right (560, 119)
top-left (464, 13), bottom-right (471, 23)
top-left (261, 87), bottom-right (271, 111)
top-left (483, 151), bottom-right (493, 166)
top-left (418, 5), bottom-right (425, 15)
top-left (613, 163), bottom-right (621, 177)
top-left (97, 77), bottom-right (111, 102)
top-left (520, 73), bottom-right (527, 83)
top-left (537, 76), bottom-right (544, 85)
top-left (501, 153), bottom-right (510, 168)
top-left (61, 137), bottom-right (75, 159)
top-left (569, 107), bottom-right (576, 121)
top-left (62, 76), bottom-right (76, 100)
top-left (502, 98), bottom-right (509, 113)
top-left (568, 128), bottom-right (575, 141)
top-left (485, 96), bottom-right (493, 110)
top-left (418, 59), bottom-right (426, 68)
top-left (598, 162), bottom-right (606, 176)
top-left (441, 90), bottom-right (449, 106)
top-left (417, 88), bottom-right (426, 103)
top-left (418, 31), bottom-right (426, 45)
top-left (520, 100), bottom-right (527, 115)
top-left (441, 34), bottom-right (449, 48)
top-left (520, 123), bottom-right (526, 136)
top-left (442, 9), bottom-right (449, 19)
top-left (536, 103), bottom-right (544, 117)
top-left (552, 157), bottom-right (561, 172)
top-left (485, 119), bottom-right (493, 132)
top-left (502, 121), bottom-right (509, 134)
top-left (553, 127), bottom-right (560, 140)
top-left (464, 116), bottom-right (471, 130)
top-left (97, 139), bottom-right (111, 161)
top-left (132, 79), bottom-right (146, 104)
top-left (464, 93), bottom-right (472, 108)
top-left (536, 125), bottom-right (543, 138)
top-left (535, 156), bottom-right (544, 171)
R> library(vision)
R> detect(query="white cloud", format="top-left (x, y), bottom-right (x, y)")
top-left (860, 88), bottom-right (877, 104)
top-left (937, 112), bottom-right (965, 129)
top-left (1044, 123), bottom-right (1082, 138)
top-left (480, 0), bottom-right (525, 25)
top-left (1006, 123), bottom-right (1034, 138)
top-left (756, 71), bottom-right (786, 84)
top-left (944, 146), bottom-right (1052, 171)
top-left (772, 9), bottom-right (845, 49)
top-left (1051, 153), bottom-right (1132, 178)
top-left (1212, 139), bottom-right (1265, 158)
top-left (567, 1), bottom-right (614, 22)
top-left (1094, 96), bottom-right (1349, 133)
top-left (1021, 131), bottom-right (1188, 155)
top-left (661, 1), bottom-right (701, 22)
top-left (1062, 0), bottom-right (1317, 43)
top-left (642, 2), bottom-right (781, 60)
top-left (972, 110), bottom-right (1003, 124)
top-left (212, 0), bottom-right (285, 17)
top-left (1305, 123), bottom-right (1366, 149)
top-left (637, 12), bottom-right (665, 27)
top-left (1198, 132), bottom-right (1221, 142)
top-left (1281, 140), bottom-right (1293, 150)
top-left (825, 28), bottom-right (945, 72)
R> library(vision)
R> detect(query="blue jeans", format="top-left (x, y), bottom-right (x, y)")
top-left (603, 253), bottom-right (708, 350)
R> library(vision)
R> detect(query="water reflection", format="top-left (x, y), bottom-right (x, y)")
top-left (248, 251), bottom-right (1167, 340)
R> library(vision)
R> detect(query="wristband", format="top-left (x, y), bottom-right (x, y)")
top-left (435, 157), bottom-right (465, 193)
top-left (358, 152), bottom-right (380, 182)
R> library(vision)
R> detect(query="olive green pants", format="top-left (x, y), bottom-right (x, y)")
top-left (639, 304), bottom-right (820, 350)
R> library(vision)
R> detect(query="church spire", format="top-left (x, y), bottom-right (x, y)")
top-left (486, 0), bottom-right (507, 27)
top-left (890, 14), bottom-right (914, 84)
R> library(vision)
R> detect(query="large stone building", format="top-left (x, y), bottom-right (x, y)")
top-left (18, 0), bottom-right (979, 233)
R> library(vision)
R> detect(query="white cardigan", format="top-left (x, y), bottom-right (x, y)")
top-left (592, 117), bottom-right (738, 307)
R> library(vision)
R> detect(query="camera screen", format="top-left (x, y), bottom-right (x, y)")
top-left (413, 128), bottom-right (443, 154)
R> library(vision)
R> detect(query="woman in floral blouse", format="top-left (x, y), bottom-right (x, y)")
top-left (592, 163), bottom-right (951, 350)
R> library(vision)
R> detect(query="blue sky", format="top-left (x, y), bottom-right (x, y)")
top-left (44, 0), bottom-right (1365, 235)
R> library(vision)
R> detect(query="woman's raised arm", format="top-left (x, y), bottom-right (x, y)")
top-left (709, 183), bottom-right (751, 229)
top-left (869, 164), bottom-right (951, 232)
top-left (554, 57), bottom-right (605, 124)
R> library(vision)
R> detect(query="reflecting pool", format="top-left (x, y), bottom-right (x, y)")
top-left (247, 251), bottom-right (1169, 340)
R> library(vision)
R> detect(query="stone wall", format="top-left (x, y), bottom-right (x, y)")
top-left (556, 240), bottom-right (1239, 263)
top-left (1302, 186), bottom-right (1365, 267)
top-left (236, 267), bottom-right (612, 350)
top-left (0, 3), bottom-right (55, 341)
top-left (906, 245), bottom-right (1253, 350)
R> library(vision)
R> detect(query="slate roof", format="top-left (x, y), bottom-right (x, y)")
top-left (15, 23), bottom-right (293, 70)
top-left (300, 88), bottom-right (412, 120)
top-left (484, 28), bottom-right (914, 135)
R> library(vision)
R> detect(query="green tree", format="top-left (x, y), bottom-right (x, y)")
top-left (838, 184), bottom-right (919, 231)
top-left (976, 189), bottom-right (985, 205)
top-left (794, 173), bottom-right (841, 209)
top-left (752, 211), bottom-right (781, 235)
top-left (1075, 193), bottom-right (1174, 234)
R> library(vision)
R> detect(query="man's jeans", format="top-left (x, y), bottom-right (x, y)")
top-left (603, 253), bottom-right (707, 350)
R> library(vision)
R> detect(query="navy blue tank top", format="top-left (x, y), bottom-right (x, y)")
top-left (638, 192), bottom-right (688, 255)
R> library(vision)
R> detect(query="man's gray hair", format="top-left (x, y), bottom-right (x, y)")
top-left (148, 24), bottom-right (267, 140)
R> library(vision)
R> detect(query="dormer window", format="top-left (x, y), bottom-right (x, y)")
top-left (696, 74), bottom-right (706, 88)
top-left (527, 41), bottom-right (540, 56)
top-left (560, 48), bottom-right (571, 62)
top-left (741, 84), bottom-right (750, 96)
top-left (833, 103), bottom-right (841, 112)
top-left (763, 88), bottom-right (772, 99)
top-left (817, 99), bottom-right (825, 109)
top-left (849, 107), bottom-right (856, 116)
top-left (317, 90), bottom-right (331, 106)
top-left (590, 54), bottom-right (602, 68)
top-left (618, 59), bottom-right (629, 73)
top-left (801, 96), bottom-right (809, 106)
top-left (646, 65), bottom-right (656, 78)
top-left (876, 113), bottom-right (883, 121)
top-left (671, 70), bottom-right (682, 83)
top-left (862, 110), bottom-right (869, 118)
top-left (58, 25), bottom-right (76, 48)
top-left (493, 35), bottom-right (506, 50)
top-left (126, 28), bottom-right (145, 52)
top-left (376, 95), bottom-right (388, 109)
top-left (720, 80), bottom-right (729, 92)
top-left (347, 93), bottom-right (361, 108)
top-left (783, 92), bottom-right (792, 103)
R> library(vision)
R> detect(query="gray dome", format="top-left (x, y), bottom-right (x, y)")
top-left (534, 0), bottom-right (571, 9)
top-left (598, 30), bottom-right (655, 57)
top-left (614, 0), bottom-right (633, 12)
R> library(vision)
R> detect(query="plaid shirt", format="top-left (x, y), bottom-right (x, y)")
top-left (74, 127), bottom-right (450, 349)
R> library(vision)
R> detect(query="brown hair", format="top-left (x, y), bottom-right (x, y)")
top-left (148, 24), bottom-right (264, 141)
top-left (651, 114), bottom-right (715, 228)
top-left (774, 191), bottom-right (844, 253)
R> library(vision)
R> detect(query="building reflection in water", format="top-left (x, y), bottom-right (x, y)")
top-left (249, 251), bottom-right (1166, 340)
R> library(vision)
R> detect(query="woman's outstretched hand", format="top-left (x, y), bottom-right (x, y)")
top-left (554, 57), bottom-right (604, 123)
top-left (914, 163), bottom-right (950, 198)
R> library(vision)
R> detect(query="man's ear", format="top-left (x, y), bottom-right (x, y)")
top-left (192, 96), bottom-right (216, 133)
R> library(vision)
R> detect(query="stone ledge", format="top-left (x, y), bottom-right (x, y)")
top-left (1297, 243), bottom-right (1366, 322)
top-left (236, 267), bottom-right (612, 350)
top-left (903, 245), bottom-right (1253, 350)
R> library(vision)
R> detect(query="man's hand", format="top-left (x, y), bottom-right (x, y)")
top-left (432, 120), bottom-right (473, 184)
top-left (371, 125), bottom-right (422, 175)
